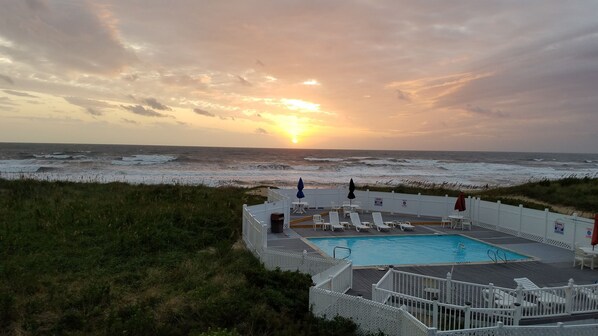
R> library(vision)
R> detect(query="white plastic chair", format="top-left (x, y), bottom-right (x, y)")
top-left (349, 212), bottom-right (370, 232)
top-left (328, 211), bottom-right (347, 231)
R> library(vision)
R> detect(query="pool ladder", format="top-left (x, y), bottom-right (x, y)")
top-left (487, 248), bottom-right (508, 264)
top-left (333, 246), bottom-right (351, 260)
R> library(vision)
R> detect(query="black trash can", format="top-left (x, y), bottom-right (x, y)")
top-left (270, 213), bottom-right (284, 233)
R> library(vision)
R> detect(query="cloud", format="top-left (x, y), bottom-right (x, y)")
top-left (463, 104), bottom-right (507, 118)
top-left (64, 96), bottom-right (114, 116)
top-left (193, 108), bottom-right (215, 117)
top-left (3, 90), bottom-right (37, 98)
top-left (0, 96), bottom-right (16, 108)
top-left (255, 128), bottom-right (268, 134)
top-left (121, 104), bottom-right (165, 117)
top-left (395, 89), bottom-right (411, 101)
top-left (237, 75), bottom-right (252, 86)
top-left (0, 74), bottom-right (14, 85)
top-left (0, 1), bottom-right (136, 74)
top-left (121, 118), bottom-right (138, 124)
top-left (142, 97), bottom-right (171, 111)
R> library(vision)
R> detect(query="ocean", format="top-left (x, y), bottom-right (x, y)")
top-left (1, 143), bottom-right (598, 189)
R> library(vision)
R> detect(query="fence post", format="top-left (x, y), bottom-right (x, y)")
top-left (572, 212), bottom-right (578, 249)
top-left (518, 204), bottom-right (523, 237)
top-left (565, 278), bottom-right (574, 314)
top-left (557, 322), bottom-right (564, 336)
top-left (513, 302), bottom-right (522, 325)
top-left (371, 283), bottom-right (378, 303)
top-left (496, 321), bottom-right (504, 335)
top-left (464, 301), bottom-right (471, 329)
top-left (488, 283), bottom-right (495, 309)
top-left (390, 191), bottom-right (395, 214)
top-left (261, 221), bottom-right (268, 251)
top-left (496, 200), bottom-right (501, 231)
top-left (544, 208), bottom-right (549, 243)
top-left (417, 193), bottom-right (422, 217)
top-left (445, 194), bottom-right (449, 217)
top-left (515, 283), bottom-right (523, 305)
top-left (432, 298), bottom-right (439, 329)
top-left (366, 189), bottom-right (370, 213)
top-left (446, 272), bottom-right (453, 304)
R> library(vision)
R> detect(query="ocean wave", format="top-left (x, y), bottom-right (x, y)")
top-left (304, 157), bottom-right (345, 162)
top-left (34, 153), bottom-right (73, 160)
top-left (251, 163), bottom-right (292, 170)
top-left (0, 159), bottom-right (43, 173)
top-left (111, 155), bottom-right (177, 166)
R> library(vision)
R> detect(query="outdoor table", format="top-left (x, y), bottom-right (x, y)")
top-left (580, 247), bottom-right (598, 256)
top-left (292, 201), bottom-right (308, 214)
top-left (448, 215), bottom-right (464, 229)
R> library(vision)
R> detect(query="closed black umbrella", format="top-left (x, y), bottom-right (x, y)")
top-left (296, 177), bottom-right (305, 200)
top-left (347, 178), bottom-right (356, 205)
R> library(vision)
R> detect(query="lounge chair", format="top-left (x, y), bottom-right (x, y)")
top-left (440, 217), bottom-right (451, 228)
top-left (328, 211), bottom-right (347, 231)
top-left (371, 212), bottom-right (392, 231)
top-left (482, 288), bottom-right (537, 309)
top-left (397, 220), bottom-right (415, 231)
top-left (514, 277), bottom-right (566, 310)
top-left (349, 212), bottom-right (370, 232)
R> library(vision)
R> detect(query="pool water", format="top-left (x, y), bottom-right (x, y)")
top-left (307, 235), bottom-right (530, 267)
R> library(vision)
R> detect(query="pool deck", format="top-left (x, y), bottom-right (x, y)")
top-left (268, 209), bottom-right (598, 302)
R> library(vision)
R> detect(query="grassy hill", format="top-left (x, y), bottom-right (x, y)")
top-left (0, 179), bottom-right (359, 336)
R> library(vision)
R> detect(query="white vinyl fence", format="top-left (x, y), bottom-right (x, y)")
top-left (270, 188), bottom-right (597, 249)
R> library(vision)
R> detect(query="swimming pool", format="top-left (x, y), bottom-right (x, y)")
top-left (306, 235), bottom-right (531, 267)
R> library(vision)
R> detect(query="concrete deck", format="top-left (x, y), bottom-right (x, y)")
top-left (269, 208), bottom-right (598, 300)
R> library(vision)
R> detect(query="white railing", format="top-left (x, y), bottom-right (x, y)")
top-left (436, 321), bottom-right (598, 336)
top-left (310, 287), bottom-right (432, 336)
top-left (313, 260), bottom-right (353, 293)
top-left (374, 270), bottom-right (598, 323)
top-left (242, 204), bottom-right (267, 254)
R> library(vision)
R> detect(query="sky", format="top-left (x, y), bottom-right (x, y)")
top-left (1, 0), bottom-right (598, 153)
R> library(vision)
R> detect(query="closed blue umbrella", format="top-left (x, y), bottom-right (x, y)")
top-left (296, 177), bottom-right (305, 199)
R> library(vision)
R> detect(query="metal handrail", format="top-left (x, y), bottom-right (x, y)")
top-left (333, 246), bottom-right (351, 259)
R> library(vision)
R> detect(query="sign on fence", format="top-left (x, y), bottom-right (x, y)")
top-left (375, 197), bottom-right (383, 206)
top-left (554, 220), bottom-right (564, 234)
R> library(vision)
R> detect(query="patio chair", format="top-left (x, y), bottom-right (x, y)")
top-left (441, 217), bottom-right (451, 228)
top-left (461, 218), bottom-right (472, 230)
top-left (573, 246), bottom-right (596, 270)
top-left (482, 288), bottom-right (537, 309)
top-left (397, 220), bottom-right (415, 231)
top-left (514, 277), bottom-right (566, 310)
top-left (328, 211), bottom-right (347, 231)
top-left (371, 212), bottom-right (392, 232)
top-left (349, 212), bottom-right (370, 232)
top-left (312, 214), bottom-right (327, 231)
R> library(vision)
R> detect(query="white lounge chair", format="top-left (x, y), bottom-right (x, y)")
top-left (482, 288), bottom-right (537, 309)
top-left (514, 277), bottom-right (566, 310)
top-left (328, 211), bottom-right (347, 231)
top-left (440, 217), bottom-right (451, 228)
top-left (371, 212), bottom-right (392, 232)
top-left (397, 220), bottom-right (415, 231)
top-left (349, 212), bottom-right (370, 232)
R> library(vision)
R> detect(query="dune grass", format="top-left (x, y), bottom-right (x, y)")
top-left (366, 177), bottom-right (598, 215)
top-left (0, 179), bottom-right (360, 336)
